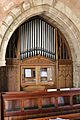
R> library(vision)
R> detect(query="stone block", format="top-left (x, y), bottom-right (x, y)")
top-left (4, 15), bottom-right (14, 26)
top-left (11, 6), bottom-right (22, 18)
top-left (23, 2), bottom-right (30, 11)
top-left (0, 37), bottom-right (2, 46)
top-left (33, 0), bottom-right (56, 6)
top-left (0, 25), bottom-right (8, 38)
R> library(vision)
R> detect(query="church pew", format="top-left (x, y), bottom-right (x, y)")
top-left (1, 89), bottom-right (80, 119)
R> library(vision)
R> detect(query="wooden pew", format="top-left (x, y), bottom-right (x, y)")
top-left (1, 89), bottom-right (80, 120)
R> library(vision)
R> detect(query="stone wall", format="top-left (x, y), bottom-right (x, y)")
top-left (0, 0), bottom-right (80, 26)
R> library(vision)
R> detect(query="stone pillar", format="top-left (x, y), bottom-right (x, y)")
top-left (73, 61), bottom-right (80, 88)
top-left (0, 49), bottom-right (6, 66)
top-left (0, 60), bottom-right (6, 66)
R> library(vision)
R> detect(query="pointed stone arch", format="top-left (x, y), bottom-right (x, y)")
top-left (0, 1), bottom-right (80, 87)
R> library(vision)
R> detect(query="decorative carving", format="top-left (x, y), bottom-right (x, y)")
top-left (21, 55), bottom-right (55, 65)
top-left (58, 65), bottom-right (72, 88)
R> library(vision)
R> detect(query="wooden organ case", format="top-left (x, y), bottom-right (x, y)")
top-left (20, 55), bottom-right (56, 91)
top-left (5, 16), bottom-right (72, 92)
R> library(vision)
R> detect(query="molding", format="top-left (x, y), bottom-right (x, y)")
top-left (21, 55), bottom-right (55, 66)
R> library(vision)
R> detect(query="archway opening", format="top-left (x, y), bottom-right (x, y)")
top-left (4, 16), bottom-right (73, 91)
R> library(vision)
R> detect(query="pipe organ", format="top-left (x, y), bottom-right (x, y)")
top-left (5, 16), bottom-right (72, 91)
top-left (6, 17), bottom-right (71, 61)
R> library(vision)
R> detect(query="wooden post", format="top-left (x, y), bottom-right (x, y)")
top-left (60, 33), bottom-right (62, 59)
top-left (55, 97), bottom-right (58, 108)
top-left (38, 97), bottom-right (42, 109)
top-left (1, 93), bottom-right (4, 120)
top-left (70, 95), bottom-right (73, 106)
top-left (36, 66), bottom-right (40, 85)
top-left (21, 99), bottom-right (24, 111)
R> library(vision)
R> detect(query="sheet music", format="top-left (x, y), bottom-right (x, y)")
top-left (25, 69), bottom-right (31, 77)
top-left (41, 71), bottom-right (47, 77)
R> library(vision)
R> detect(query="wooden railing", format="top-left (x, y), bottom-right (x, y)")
top-left (2, 88), bottom-right (80, 119)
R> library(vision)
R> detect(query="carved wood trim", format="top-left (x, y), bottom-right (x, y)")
top-left (58, 64), bottom-right (73, 88)
top-left (20, 55), bottom-right (55, 66)
top-left (59, 59), bottom-right (72, 65)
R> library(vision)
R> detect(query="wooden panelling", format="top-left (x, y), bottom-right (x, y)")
top-left (58, 64), bottom-right (72, 88)
top-left (20, 56), bottom-right (56, 91)
top-left (20, 55), bottom-right (55, 66)
top-left (6, 66), bottom-right (19, 91)
top-left (0, 65), bottom-right (19, 92)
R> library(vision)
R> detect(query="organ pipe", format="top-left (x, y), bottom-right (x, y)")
top-left (32, 20), bottom-right (34, 56)
top-left (53, 28), bottom-right (56, 59)
top-left (39, 19), bottom-right (41, 55)
top-left (51, 27), bottom-right (53, 59)
top-left (41, 21), bottom-right (43, 56)
top-left (6, 17), bottom-right (71, 60)
top-left (20, 17), bottom-right (56, 60)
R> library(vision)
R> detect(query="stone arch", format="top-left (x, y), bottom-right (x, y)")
top-left (0, 1), bottom-right (80, 87)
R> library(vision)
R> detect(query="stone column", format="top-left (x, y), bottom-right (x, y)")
top-left (0, 60), bottom-right (6, 66)
top-left (73, 61), bottom-right (80, 88)
top-left (0, 48), bottom-right (6, 66)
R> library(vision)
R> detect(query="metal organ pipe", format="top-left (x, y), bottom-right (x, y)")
top-left (26, 23), bottom-right (28, 58)
top-left (34, 19), bottom-right (36, 55)
top-left (28, 22), bottom-right (30, 57)
top-left (20, 26), bottom-right (23, 59)
top-left (39, 19), bottom-right (41, 55)
top-left (43, 21), bottom-right (45, 56)
top-left (32, 20), bottom-right (35, 56)
top-left (20, 17), bottom-right (56, 60)
top-left (37, 19), bottom-right (39, 54)
top-left (42, 21), bottom-right (43, 56)
top-left (47, 24), bottom-right (49, 58)
top-left (45, 23), bottom-right (47, 57)
top-left (54, 28), bottom-right (56, 60)
top-left (51, 27), bottom-right (55, 58)
top-left (23, 24), bottom-right (25, 59)
top-left (30, 21), bottom-right (32, 56)
top-left (48, 25), bottom-right (50, 57)
top-left (49, 25), bottom-right (51, 58)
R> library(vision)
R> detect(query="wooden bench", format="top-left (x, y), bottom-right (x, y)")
top-left (1, 89), bottom-right (80, 120)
